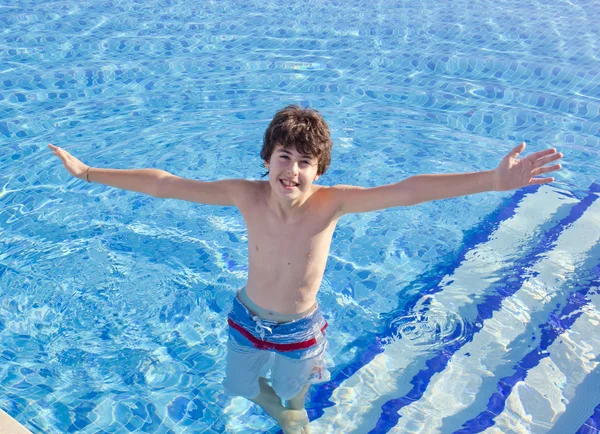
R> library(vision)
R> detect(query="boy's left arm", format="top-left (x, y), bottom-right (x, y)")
top-left (334, 143), bottom-right (562, 216)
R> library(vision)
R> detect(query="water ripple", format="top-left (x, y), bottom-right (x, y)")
top-left (385, 296), bottom-right (468, 350)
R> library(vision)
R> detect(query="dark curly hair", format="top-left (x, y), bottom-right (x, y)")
top-left (261, 105), bottom-right (332, 176)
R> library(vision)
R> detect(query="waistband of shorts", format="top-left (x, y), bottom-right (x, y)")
top-left (229, 294), bottom-right (326, 332)
top-left (227, 295), bottom-right (328, 353)
top-left (237, 287), bottom-right (317, 323)
top-left (227, 318), bottom-right (327, 352)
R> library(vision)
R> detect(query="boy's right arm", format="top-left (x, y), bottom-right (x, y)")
top-left (49, 144), bottom-right (248, 207)
top-left (154, 175), bottom-right (250, 206)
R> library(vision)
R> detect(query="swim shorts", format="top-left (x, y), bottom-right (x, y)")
top-left (222, 291), bottom-right (330, 401)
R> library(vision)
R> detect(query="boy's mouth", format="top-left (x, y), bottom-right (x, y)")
top-left (280, 179), bottom-right (299, 189)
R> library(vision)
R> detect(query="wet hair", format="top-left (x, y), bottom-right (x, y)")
top-left (260, 105), bottom-right (332, 176)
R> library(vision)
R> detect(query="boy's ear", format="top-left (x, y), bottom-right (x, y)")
top-left (264, 160), bottom-right (269, 169)
top-left (314, 174), bottom-right (320, 182)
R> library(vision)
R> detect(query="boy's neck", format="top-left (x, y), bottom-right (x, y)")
top-left (266, 183), bottom-right (315, 221)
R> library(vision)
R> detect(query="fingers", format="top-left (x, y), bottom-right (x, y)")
top-left (52, 149), bottom-right (65, 161)
top-left (528, 147), bottom-right (559, 162)
top-left (533, 164), bottom-right (561, 176)
top-left (529, 177), bottom-right (554, 185)
top-left (509, 142), bottom-right (526, 159)
top-left (49, 144), bottom-right (61, 157)
top-left (533, 151), bottom-right (563, 168)
top-left (48, 144), bottom-right (65, 153)
top-left (48, 143), bottom-right (61, 155)
top-left (48, 144), bottom-right (71, 166)
top-left (48, 143), bottom-right (68, 158)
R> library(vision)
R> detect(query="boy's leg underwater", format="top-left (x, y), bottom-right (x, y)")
top-left (249, 377), bottom-right (285, 420)
top-left (285, 383), bottom-right (310, 410)
top-left (249, 377), bottom-right (310, 434)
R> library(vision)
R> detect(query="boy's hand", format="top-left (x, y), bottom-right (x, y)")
top-left (48, 144), bottom-right (90, 180)
top-left (494, 142), bottom-right (562, 191)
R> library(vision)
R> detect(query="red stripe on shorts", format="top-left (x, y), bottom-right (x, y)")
top-left (227, 318), bottom-right (328, 352)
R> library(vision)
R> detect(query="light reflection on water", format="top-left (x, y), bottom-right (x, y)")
top-left (1, 0), bottom-right (599, 432)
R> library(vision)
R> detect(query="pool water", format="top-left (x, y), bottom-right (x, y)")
top-left (1, 0), bottom-right (599, 433)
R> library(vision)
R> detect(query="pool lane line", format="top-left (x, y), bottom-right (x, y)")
top-left (478, 268), bottom-right (600, 434)
top-left (308, 184), bottom-right (567, 430)
top-left (379, 183), bottom-right (600, 434)
top-left (384, 186), bottom-right (600, 432)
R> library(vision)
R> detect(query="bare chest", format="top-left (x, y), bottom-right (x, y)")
top-left (247, 212), bottom-right (335, 265)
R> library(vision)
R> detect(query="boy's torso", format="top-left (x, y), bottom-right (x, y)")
top-left (236, 181), bottom-right (340, 315)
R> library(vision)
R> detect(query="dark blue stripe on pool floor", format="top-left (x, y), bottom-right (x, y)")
top-left (369, 184), bottom-right (599, 433)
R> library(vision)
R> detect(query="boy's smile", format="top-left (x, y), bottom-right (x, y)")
top-left (280, 179), bottom-right (299, 189)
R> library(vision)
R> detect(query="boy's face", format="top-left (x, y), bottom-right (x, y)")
top-left (265, 144), bottom-right (320, 199)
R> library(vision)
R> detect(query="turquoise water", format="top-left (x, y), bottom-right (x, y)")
top-left (1, 0), bottom-right (599, 433)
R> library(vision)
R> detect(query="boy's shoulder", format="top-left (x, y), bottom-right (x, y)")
top-left (313, 183), bottom-right (362, 199)
top-left (232, 178), bottom-right (269, 204)
top-left (231, 178), bottom-right (266, 195)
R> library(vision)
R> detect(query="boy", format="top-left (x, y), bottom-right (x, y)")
top-left (49, 105), bottom-right (562, 434)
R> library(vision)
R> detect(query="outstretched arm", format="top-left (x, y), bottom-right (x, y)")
top-left (334, 142), bottom-right (562, 215)
top-left (48, 144), bottom-right (248, 206)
